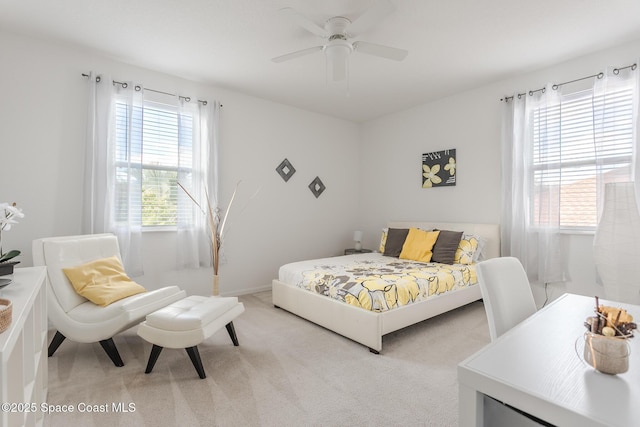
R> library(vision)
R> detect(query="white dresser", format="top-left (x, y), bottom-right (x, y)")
top-left (0, 267), bottom-right (48, 427)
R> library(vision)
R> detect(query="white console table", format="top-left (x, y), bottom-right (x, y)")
top-left (0, 267), bottom-right (48, 427)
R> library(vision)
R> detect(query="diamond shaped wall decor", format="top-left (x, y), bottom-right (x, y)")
top-left (276, 158), bottom-right (296, 182)
top-left (308, 176), bottom-right (326, 198)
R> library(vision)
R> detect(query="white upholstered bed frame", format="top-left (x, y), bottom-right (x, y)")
top-left (272, 222), bottom-right (500, 353)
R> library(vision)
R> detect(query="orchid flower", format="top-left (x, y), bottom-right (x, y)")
top-left (0, 202), bottom-right (24, 262)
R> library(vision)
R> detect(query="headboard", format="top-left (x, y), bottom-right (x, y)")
top-left (386, 221), bottom-right (500, 260)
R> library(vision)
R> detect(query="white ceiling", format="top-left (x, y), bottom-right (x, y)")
top-left (3, 0), bottom-right (640, 122)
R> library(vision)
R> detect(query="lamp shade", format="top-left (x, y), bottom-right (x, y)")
top-left (593, 182), bottom-right (640, 303)
top-left (353, 230), bottom-right (363, 250)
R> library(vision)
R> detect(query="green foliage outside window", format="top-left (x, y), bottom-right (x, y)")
top-left (141, 169), bottom-right (178, 226)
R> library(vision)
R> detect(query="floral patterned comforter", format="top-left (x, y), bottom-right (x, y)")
top-left (282, 254), bottom-right (477, 312)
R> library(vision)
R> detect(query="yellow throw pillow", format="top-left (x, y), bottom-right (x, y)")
top-left (399, 228), bottom-right (440, 263)
top-left (63, 256), bottom-right (146, 306)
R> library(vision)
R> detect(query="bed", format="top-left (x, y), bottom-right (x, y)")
top-left (272, 221), bottom-right (500, 353)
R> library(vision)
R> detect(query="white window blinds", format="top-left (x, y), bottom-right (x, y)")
top-left (114, 101), bottom-right (194, 227)
top-left (532, 85), bottom-right (634, 229)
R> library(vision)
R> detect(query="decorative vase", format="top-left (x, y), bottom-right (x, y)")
top-left (593, 182), bottom-right (640, 304)
top-left (583, 332), bottom-right (629, 375)
top-left (213, 274), bottom-right (220, 297)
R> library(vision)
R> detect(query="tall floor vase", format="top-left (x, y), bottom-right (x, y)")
top-left (593, 182), bottom-right (640, 304)
top-left (213, 274), bottom-right (220, 297)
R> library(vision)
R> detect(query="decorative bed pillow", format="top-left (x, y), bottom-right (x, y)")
top-left (379, 228), bottom-right (389, 253)
top-left (63, 256), bottom-right (146, 306)
top-left (431, 230), bottom-right (464, 264)
top-left (399, 228), bottom-right (440, 262)
top-left (473, 235), bottom-right (487, 261)
top-left (453, 233), bottom-right (484, 264)
top-left (383, 228), bottom-right (410, 257)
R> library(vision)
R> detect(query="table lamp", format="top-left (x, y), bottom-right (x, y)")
top-left (353, 231), bottom-right (363, 251)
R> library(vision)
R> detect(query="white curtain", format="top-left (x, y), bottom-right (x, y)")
top-left (84, 73), bottom-right (219, 274)
top-left (503, 64), bottom-right (640, 284)
top-left (633, 67), bottom-right (640, 209)
top-left (501, 85), bottom-right (567, 283)
top-left (83, 72), bottom-right (111, 235)
top-left (176, 99), bottom-right (221, 269)
top-left (83, 74), bottom-right (144, 275)
top-left (593, 66), bottom-right (640, 214)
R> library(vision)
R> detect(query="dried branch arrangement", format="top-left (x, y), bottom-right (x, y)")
top-left (585, 296), bottom-right (637, 338)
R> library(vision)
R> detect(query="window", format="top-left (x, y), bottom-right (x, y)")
top-left (531, 84), bottom-right (634, 230)
top-left (114, 100), bottom-right (194, 228)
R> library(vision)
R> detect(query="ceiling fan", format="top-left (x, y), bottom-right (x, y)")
top-left (272, 0), bottom-right (408, 82)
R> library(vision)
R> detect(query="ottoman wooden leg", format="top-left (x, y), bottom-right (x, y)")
top-left (225, 321), bottom-right (239, 346)
top-left (185, 346), bottom-right (206, 379)
top-left (145, 344), bottom-right (164, 374)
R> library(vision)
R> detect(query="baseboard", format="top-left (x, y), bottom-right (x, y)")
top-left (223, 284), bottom-right (272, 297)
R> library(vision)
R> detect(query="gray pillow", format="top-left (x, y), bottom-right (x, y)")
top-left (431, 230), bottom-right (463, 264)
top-left (383, 228), bottom-right (410, 257)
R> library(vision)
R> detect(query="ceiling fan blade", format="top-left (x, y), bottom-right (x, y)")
top-left (271, 46), bottom-right (324, 63)
top-left (353, 41), bottom-right (408, 61)
top-left (347, 0), bottom-right (395, 35)
top-left (279, 7), bottom-right (328, 38)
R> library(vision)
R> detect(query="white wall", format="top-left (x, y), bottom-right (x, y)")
top-left (360, 38), bottom-right (640, 305)
top-left (0, 30), bottom-right (360, 296)
top-left (3, 28), bottom-right (640, 302)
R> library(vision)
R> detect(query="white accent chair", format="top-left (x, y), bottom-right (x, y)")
top-left (476, 257), bottom-right (537, 341)
top-left (32, 234), bottom-right (186, 367)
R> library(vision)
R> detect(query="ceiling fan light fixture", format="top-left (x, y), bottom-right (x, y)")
top-left (324, 40), bottom-right (352, 82)
top-left (273, 2), bottom-right (406, 85)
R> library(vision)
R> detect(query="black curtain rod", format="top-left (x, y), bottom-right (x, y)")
top-left (500, 63), bottom-right (637, 102)
top-left (81, 73), bottom-right (219, 106)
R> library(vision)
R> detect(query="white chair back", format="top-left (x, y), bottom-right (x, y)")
top-left (33, 234), bottom-right (122, 313)
top-left (476, 257), bottom-right (537, 341)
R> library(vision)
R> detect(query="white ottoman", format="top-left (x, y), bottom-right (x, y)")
top-left (137, 295), bottom-right (245, 379)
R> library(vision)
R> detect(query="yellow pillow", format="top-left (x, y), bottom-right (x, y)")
top-left (399, 228), bottom-right (440, 263)
top-left (63, 256), bottom-right (146, 306)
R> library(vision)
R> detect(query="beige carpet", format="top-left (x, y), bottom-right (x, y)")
top-left (43, 291), bottom-right (490, 427)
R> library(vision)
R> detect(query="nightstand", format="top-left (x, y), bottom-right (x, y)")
top-left (344, 248), bottom-right (373, 255)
